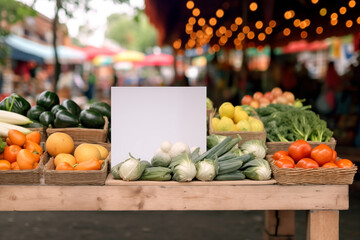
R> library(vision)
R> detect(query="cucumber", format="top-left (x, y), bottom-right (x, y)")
top-left (79, 109), bottom-right (105, 129)
top-left (215, 171), bottom-right (246, 181)
top-left (62, 99), bottom-right (81, 117)
top-left (27, 105), bottom-right (45, 121)
top-left (195, 136), bottom-right (233, 162)
top-left (89, 102), bottom-right (111, 121)
top-left (39, 111), bottom-right (55, 127)
top-left (218, 158), bottom-right (243, 175)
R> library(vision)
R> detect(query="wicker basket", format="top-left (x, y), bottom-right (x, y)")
top-left (0, 152), bottom-right (46, 185)
top-left (46, 117), bottom-right (109, 143)
top-left (266, 155), bottom-right (357, 185)
top-left (43, 142), bottom-right (111, 185)
top-left (208, 111), bottom-right (266, 146)
top-left (266, 138), bottom-right (337, 155)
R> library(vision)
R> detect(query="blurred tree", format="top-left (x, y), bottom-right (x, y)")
top-left (105, 12), bottom-right (157, 52)
top-left (0, 0), bottom-right (36, 65)
top-left (29, 0), bottom-right (130, 91)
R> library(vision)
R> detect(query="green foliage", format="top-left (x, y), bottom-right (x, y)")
top-left (105, 12), bottom-right (157, 52)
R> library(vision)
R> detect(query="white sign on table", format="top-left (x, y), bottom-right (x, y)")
top-left (111, 87), bottom-right (207, 166)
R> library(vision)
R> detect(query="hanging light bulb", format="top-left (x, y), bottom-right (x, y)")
top-left (283, 28), bottom-right (291, 36)
top-left (346, 20), bottom-right (353, 27)
top-left (216, 9), bottom-right (224, 18)
top-left (209, 18), bottom-right (217, 26)
top-left (242, 26), bottom-right (250, 34)
top-left (188, 17), bottom-right (196, 25)
top-left (294, 19), bottom-right (300, 27)
top-left (235, 17), bottom-right (243, 25)
top-left (357, 17), bottom-right (360, 24)
top-left (339, 7), bottom-right (347, 15)
top-left (249, 2), bottom-right (258, 11)
top-left (349, 0), bottom-right (356, 8)
top-left (265, 26), bottom-right (273, 34)
top-left (198, 18), bottom-right (206, 26)
top-left (269, 20), bottom-right (277, 28)
top-left (247, 31), bottom-right (255, 39)
top-left (186, 1), bottom-right (194, 9)
top-left (316, 26), bottom-right (323, 34)
top-left (258, 33), bottom-right (266, 41)
top-left (237, 32), bottom-right (245, 40)
top-left (320, 8), bottom-right (327, 16)
top-left (255, 21), bottom-right (263, 29)
top-left (300, 31), bottom-right (308, 39)
top-left (311, 0), bottom-right (319, 4)
top-left (230, 24), bottom-right (238, 31)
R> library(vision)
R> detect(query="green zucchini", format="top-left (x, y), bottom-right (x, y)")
top-left (79, 109), bottom-right (105, 129)
top-left (51, 105), bottom-right (67, 116)
top-left (62, 99), bottom-right (81, 117)
top-left (89, 102), bottom-right (111, 121)
top-left (195, 136), bottom-right (233, 162)
top-left (27, 105), bottom-right (46, 121)
top-left (36, 91), bottom-right (60, 111)
top-left (218, 158), bottom-right (243, 175)
top-left (215, 171), bottom-right (246, 181)
top-left (39, 111), bottom-right (55, 127)
top-left (139, 167), bottom-right (172, 181)
top-left (54, 110), bottom-right (79, 128)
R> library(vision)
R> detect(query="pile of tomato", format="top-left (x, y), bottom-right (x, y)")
top-left (273, 140), bottom-right (354, 169)
top-left (0, 130), bottom-right (43, 170)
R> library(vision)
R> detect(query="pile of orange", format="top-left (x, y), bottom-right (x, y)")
top-left (45, 132), bottom-right (108, 171)
top-left (0, 130), bottom-right (42, 170)
top-left (273, 140), bottom-right (354, 169)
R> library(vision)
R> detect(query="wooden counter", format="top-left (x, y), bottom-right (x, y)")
top-left (0, 175), bottom-right (349, 240)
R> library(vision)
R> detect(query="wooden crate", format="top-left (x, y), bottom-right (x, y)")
top-left (43, 142), bottom-right (111, 185)
top-left (208, 111), bottom-right (266, 146)
top-left (0, 152), bottom-right (45, 185)
top-left (266, 138), bottom-right (337, 155)
top-left (46, 117), bottom-right (109, 143)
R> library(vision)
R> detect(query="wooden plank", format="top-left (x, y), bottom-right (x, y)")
top-left (306, 210), bottom-right (339, 240)
top-left (105, 174), bottom-right (277, 186)
top-left (0, 184), bottom-right (348, 211)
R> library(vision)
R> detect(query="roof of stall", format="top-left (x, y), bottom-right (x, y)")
top-left (144, 0), bottom-right (360, 50)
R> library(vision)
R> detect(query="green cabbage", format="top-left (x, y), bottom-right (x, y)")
top-left (195, 158), bottom-right (219, 181)
top-left (242, 158), bottom-right (271, 181)
top-left (119, 154), bottom-right (146, 181)
top-left (169, 153), bottom-right (196, 182)
top-left (240, 140), bottom-right (267, 159)
top-left (207, 134), bottom-right (227, 149)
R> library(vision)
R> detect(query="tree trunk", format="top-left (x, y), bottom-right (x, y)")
top-left (52, 0), bottom-right (61, 92)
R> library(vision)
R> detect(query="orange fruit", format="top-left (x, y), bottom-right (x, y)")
top-left (54, 153), bottom-right (76, 167)
top-left (46, 132), bottom-right (74, 157)
top-left (74, 144), bottom-right (101, 163)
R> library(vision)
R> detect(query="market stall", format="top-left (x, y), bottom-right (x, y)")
top-left (0, 88), bottom-right (356, 240)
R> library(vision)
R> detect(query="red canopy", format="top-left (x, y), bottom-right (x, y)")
top-left (282, 40), bottom-right (329, 54)
top-left (82, 46), bottom-right (118, 60)
top-left (139, 53), bottom-right (174, 66)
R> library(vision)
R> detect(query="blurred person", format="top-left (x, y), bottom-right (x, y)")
top-left (57, 65), bottom-right (73, 100)
top-left (324, 61), bottom-right (341, 113)
top-left (281, 60), bottom-right (298, 93)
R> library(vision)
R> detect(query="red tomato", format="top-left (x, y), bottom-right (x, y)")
top-left (278, 155), bottom-right (295, 165)
top-left (275, 158), bottom-right (295, 168)
top-left (271, 87), bottom-right (283, 98)
top-left (3, 145), bottom-right (22, 163)
top-left (253, 92), bottom-right (263, 100)
top-left (264, 91), bottom-right (274, 101)
top-left (241, 95), bottom-right (253, 105)
top-left (288, 140), bottom-right (312, 162)
top-left (331, 150), bottom-right (337, 163)
top-left (336, 159), bottom-right (354, 168)
top-left (296, 158), bottom-right (319, 169)
top-left (322, 162), bottom-right (338, 168)
top-left (249, 100), bottom-right (260, 108)
top-left (310, 144), bottom-right (333, 166)
top-left (273, 151), bottom-right (289, 161)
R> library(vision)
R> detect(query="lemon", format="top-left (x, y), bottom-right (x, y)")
top-left (211, 117), bottom-right (220, 131)
top-left (236, 120), bottom-right (251, 131)
top-left (217, 116), bottom-right (235, 132)
top-left (233, 107), bottom-right (249, 123)
top-left (219, 102), bottom-right (235, 119)
top-left (249, 118), bottom-right (264, 132)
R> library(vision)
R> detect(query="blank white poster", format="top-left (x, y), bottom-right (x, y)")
top-left (111, 87), bottom-right (207, 166)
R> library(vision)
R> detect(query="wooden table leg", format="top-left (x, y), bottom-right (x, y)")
top-left (306, 210), bottom-right (339, 240)
top-left (263, 210), bottom-right (295, 240)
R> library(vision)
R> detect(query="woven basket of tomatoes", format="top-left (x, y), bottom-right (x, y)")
top-left (43, 132), bottom-right (111, 185)
top-left (0, 130), bottom-right (44, 184)
top-left (266, 140), bottom-right (357, 185)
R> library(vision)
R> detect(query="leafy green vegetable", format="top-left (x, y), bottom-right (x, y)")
top-left (139, 167), bottom-right (172, 181)
top-left (255, 104), bottom-right (333, 142)
top-left (169, 153), bottom-right (196, 182)
top-left (241, 140), bottom-right (267, 159)
top-left (195, 158), bottom-right (219, 181)
top-left (241, 158), bottom-right (271, 181)
top-left (207, 134), bottom-right (227, 149)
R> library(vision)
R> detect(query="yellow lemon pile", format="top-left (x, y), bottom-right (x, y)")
top-left (212, 102), bottom-right (264, 132)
